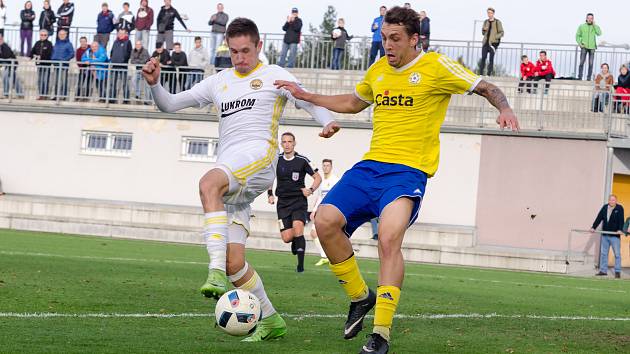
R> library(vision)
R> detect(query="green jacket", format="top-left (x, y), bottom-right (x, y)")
top-left (482, 19), bottom-right (504, 46)
top-left (576, 23), bottom-right (601, 50)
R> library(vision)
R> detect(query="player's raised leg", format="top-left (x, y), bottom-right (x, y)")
top-left (315, 205), bottom-right (376, 340)
top-left (225, 225), bottom-right (287, 342)
top-left (199, 169), bottom-right (230, 299)
top-left (360, 198), bottom-right (413, 354)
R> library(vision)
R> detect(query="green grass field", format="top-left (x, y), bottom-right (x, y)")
top-left (1, 229), bottom-right (630, 353)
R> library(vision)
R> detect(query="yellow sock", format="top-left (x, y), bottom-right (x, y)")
top-left (373, 285), bottom-right (401, 341)
top-left (328, 254), bottom-right (369, 301)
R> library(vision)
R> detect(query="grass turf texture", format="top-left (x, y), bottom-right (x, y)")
top-left (1, 229), bottom-right (630, 353)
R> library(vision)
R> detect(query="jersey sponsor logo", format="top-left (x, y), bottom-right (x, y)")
top-left (374, 90), bottom-right (414, 107)
top-left (408, 72), bottom-right (421, 84)
top-left (250, 79), bottom-right (263, 90)
top-left (292, 172), bottom-right (299, 181)
top-left (220, 98), bottom-right (257, 118)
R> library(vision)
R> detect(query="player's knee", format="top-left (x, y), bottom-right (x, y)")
top-left (314, 210), bottom-right (343, 239)
top-left (378, 233), bottom-right (402, 257)
top-left (226, 257), bottom-right (245, 276)
top-left (280, 231), bottom-right (293, 243)
top-left (199, 175), bottom-right (226, 200)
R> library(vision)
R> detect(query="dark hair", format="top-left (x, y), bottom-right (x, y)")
top-left (173, 42), bottom-right (181, 47)
top-left (281, 132), bottom-right (295, 141)
top-left (521, 55), bottom-right (528, 60)
top-left (123, 2), bottom-right (129, 6)
top-left (156, 41), bottom-right (163, 49)
top-left (380, 5), bottom-right (386, 10)
top-left (539, 50), bottom-right (547, 55)
top-left (487, 7), bottom-right (495, 13)
top-left (194, 36), bottom-right (202, 41)
top-left (384, 6), bottom-right (420, 37)
top-left (226, 17), bottom-right (260, 45)
top-left (322, 159), bottom-right (333, 164)
top-left (587, 13), bottom-right (594, 17)
top-left (80, 36), bottom-right (87, 41)
top-left (601, 63), bottom-right (609, 69)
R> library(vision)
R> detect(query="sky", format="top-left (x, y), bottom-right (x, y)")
top-left (2, 0), bottom-right (628, 46)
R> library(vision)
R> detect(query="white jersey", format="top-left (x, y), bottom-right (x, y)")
top-left (314, 174), bottom-right (340, 210)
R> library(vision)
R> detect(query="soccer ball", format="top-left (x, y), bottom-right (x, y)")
top-left (215, 289), bottom-right (262, 336)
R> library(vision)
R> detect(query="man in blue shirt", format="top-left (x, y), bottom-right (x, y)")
top-left (51, 29), bottom-right (74, 99)
top-left (368, 6), bottom-right (386, 66)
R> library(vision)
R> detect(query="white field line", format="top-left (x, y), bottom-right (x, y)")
top-left (0, 250), bottom-right (625, 294)
top-left (1, 312), bottom-right (630, 322)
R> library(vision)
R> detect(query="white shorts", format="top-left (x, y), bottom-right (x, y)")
top-left (213, 142), bottom-right (277, 242)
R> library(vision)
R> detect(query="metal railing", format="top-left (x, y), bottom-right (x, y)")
top-left (2, 59), bottom-right (630, 137)
top-left (567, 229), bottom-right (627, 269)
top-left (3, 25), bottom-right (630, 75)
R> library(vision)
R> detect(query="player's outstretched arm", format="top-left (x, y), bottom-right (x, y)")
top-left (143, 57), bottom-right (200, 113)
top-left (274, 80), bottom-right (370, 114)
top-left (473, 80), bottom-right (520, 132)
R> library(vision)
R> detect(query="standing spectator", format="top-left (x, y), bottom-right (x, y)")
top-left (479, 7), bottom-right (504, 76)
top-left (51, 28), bottom-right (74, 99)
top-left (151, 41), bottom-right (173, 91)
top-left (208, 3), bottom-right (228, 63)
top-left (30, 30), bottom-right (53, 99)
top-left (614, 65), bottom-right (630, 114)
top-left (592, 63), bottom-right (613, 113)
top-left (1, 35), bottom-right (24, 97)
top-left (187, 36), bottom-right (208, 88)
top-left (95, 3), bottom-right (115, 49)
top-left (75, 36), bottom-right (89, 99)
top-left (156, 0), bottom-right (190, 51)
top-left (170, 42), bottom-right (187, 93)
top-left (130, 39), bottom-right (150, 101)
top-left (109, 29), bottom-right (132, 102)
top-left (81, 41), bottom-right (109, 100)
top-left (590, 194), bottom-right (624, 279)
top-left (0, 0), bottom-right (6, 37)
top-left (518, 55), bottom-right (535, 94)
top-left (135, 0), bottom-right (153, 50)
top-left (576, 13), bottom-right (601, 81)
top-left (532, 50), bottom-right (555, 94)
top-left (368, 6), bottom-right (386, 66)
top-left (57, 0), bottom-right (75, 34)
top-left (116, 2), bottom-right (135, 33)
top-left (330, 18), bottom-right (352, 70)
top-left (20, 1), bottom-right (36, 57)
top-left (419, 10), bottom-right (430, 52)
top-left (278, 7), bottom-right (302, 68)
top-left (39, 1), bottom-right (56, 37)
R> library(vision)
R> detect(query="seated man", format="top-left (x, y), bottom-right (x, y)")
top-left (518, 54), bottom-right (535, 94)
top-left (532, 50), bottom-right (555, 94)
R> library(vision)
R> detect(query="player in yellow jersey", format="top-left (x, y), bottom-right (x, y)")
top-left (275, 6), bottom-right (519, 354)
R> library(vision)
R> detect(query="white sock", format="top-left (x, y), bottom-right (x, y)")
top-left (313, 237), bottom-right (327, 258)
top-left (203, 211), bottom-right (228, 272)
top-left (232, 266), bottom-right (276, 319)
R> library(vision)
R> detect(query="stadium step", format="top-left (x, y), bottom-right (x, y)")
top-left (0, 194), bottom-right (593, 274)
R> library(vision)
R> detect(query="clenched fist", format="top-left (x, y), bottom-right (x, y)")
top-left (142, 57), bottom-right (161, 86)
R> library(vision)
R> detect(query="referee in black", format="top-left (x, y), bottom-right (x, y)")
top-left (268, 132), bottom-right (322, 272)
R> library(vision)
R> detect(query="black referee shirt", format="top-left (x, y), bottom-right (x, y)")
top-left (274, 153), bottom-right (317, 198)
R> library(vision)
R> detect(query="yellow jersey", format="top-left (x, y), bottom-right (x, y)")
top-left (354, 52), bottom-right (480, 177)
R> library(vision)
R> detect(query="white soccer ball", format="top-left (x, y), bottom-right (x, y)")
top-left (215, 289), bottom-right (262, 336)
top-left (332, 29), bottom-right (342, 38)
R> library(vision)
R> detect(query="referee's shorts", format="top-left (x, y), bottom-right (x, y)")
top-left (277, 196), bottom-right (308, 232)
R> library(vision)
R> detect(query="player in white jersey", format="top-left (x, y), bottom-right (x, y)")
top-left (142, 18), bottom-right (340, 342)
top-left (310, 159), bottom-right (339, 266)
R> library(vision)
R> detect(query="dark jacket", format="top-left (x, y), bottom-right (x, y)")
top-left (97, 10), bottom-right (115, 33)
top-left (20, 9), bottom-right (36, 30)
top-left (110, 38), bottom-right (132, 65)
top-left (592, 204), bottom-right (625, 234)
top-left (39, 8), bottom-right (56, 32)
top-left (51, 38), bottom-right (74, 61)
top-left (151, 50), bottom-right (172, 69)
top-left (130, 47), bottom-right (150, 67)
top-left (0, 42), bottom-right (17, 64)
top-left (171, 51), bottom-right (188, 67)
top-left (116, 11), bottom-right (135, 32)
top-left (617, 72), bottom-right (630, 90)
top-left (208, 12), bottom-right (228, 33)
top-left (135, 5), bottom-right (154, 31)
top-left (30, 39), bottom-right (53, 63)
top-left (331, 27), bottom-right (352, 49)
top-left (282, 17), bottom-right (302, 44)
top-left (420, 17), bottom-right (430, 37)
top-left (156, 6), bottom-right (187, 33)
top-left (57, 2), bottom-right (75, 28)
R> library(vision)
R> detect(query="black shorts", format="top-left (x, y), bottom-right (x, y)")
top-left (277, 196), bottom-right (308, 232)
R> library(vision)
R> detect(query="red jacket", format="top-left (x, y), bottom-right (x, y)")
top-left (520, 62), bottom-right (535, 79)
top-left (535, 59), bottom-right (555, 77)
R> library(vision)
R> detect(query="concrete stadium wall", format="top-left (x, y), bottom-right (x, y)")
top-left (0, 112), bottom-right (481, 227)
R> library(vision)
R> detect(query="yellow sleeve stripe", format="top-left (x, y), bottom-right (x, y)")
top-left (353, 89), bottom-right (373, 104)
top-left (437, 56), bottom-right (478, 85)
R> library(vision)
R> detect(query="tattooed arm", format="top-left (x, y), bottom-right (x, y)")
top-left (473, 80), bottom-right (520, 131)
